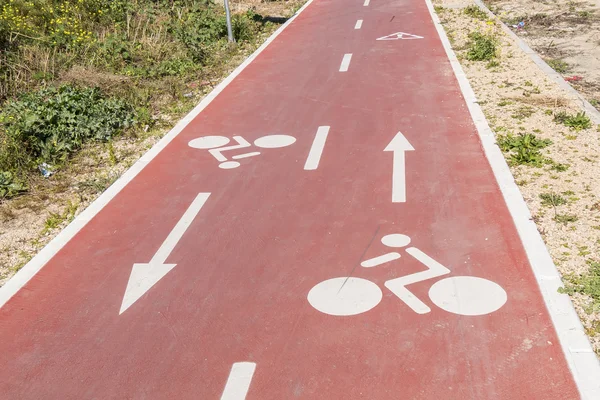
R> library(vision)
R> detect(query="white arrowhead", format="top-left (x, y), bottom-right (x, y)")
top-left (119, 263), bottom-right (177, 314)
top-left (385, 131), bottom-right (414, 152)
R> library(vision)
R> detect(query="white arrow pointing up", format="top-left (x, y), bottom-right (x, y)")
top-left (384, 132), bottom-right (414, 203)
top-left (120, 192), bottom-right (211, 314)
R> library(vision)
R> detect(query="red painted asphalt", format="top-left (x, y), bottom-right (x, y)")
top-left (0, 0), bottom-right (581, 398)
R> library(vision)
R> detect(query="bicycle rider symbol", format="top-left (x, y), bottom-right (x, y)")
top-left (188, 134), bottom-right (296, 169)
top-left (308, 233), bottom-right (508, 317)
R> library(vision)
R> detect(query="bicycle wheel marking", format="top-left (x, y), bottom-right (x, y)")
top-left (428, 276), bottom-right (508, 316)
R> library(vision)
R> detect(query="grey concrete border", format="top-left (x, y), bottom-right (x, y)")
top-left (425, 0), bottom-right (600, 398)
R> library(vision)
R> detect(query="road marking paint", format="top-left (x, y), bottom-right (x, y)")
top-left (376, 32), bottom-right (424, 41)
top-left (363, 0), bottom-right (370, 6)
top-left (384, 131), bottom-right (414, 203)
top-left (381, 233), bottom-right (411, 248)
top-left (429, 276), bottom-right (507, 316)
top-left (253, 134), bottom-right (296, 148)
top-left (339, 54), bottom-right (352, 72)
top-left (221, 362), bottom-right (257, 400)
top-left (304, 126), bottom-right (330, 170)
top-left (0, 0), bottom-right (317, 310)
top-left (232, 152), bottom-right (261, 160)
top-left (361, 252), bottom-right (401, 268)
top-left (308, 277), bottom-right (382, 316)
top-left (209, 136), bottom-right (251, 162)
top-left (384, 247), bottom-right (450, 314)
top-left (426, 0), bottom-right (600, 395)
top-left (120, 192), bottom-right (211, 314)
top-left (354, 20), bottom-right (363, 29)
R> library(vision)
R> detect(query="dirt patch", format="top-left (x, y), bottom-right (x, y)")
top-left (434, 0), bottom-right (600, 354)
top-left (484, 0), bottom-right (600, 109)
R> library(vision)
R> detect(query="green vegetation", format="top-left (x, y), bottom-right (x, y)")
top-left (540, 192), bottom-right (567, 207)
top-left (546, 58), bottom-right (570, 73)
top-left (0, 85), bottom-right (135, 174)
top-left (0, 0), bottom-right (287, 198)
top-left (464, 5), bottom-right (488, 20)
top-left (560, 260), bottom-right (600, 314)
top-left (554, 213), bottom-right (578, 224)
top-left (0, 171), bottom-right (26, 198)
top-left (496, 133), bottom-right (552, 166)
top-left (466, 31), bottom-right (497, 61)
top-left (554, 111), bottom-right (592, 130)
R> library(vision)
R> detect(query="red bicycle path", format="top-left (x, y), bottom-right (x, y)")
top-left (0, 0), bottom-right (582, 398)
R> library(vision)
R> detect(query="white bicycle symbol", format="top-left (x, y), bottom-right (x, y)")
top-left (308, 234), bottom-right (507, 317)
top-left (188, 134), bottom-right (296, 169)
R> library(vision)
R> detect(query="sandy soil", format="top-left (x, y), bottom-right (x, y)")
top-left (434, 0), bottom-right (600, 353)
top-left (485, 0), bottom-right (600, 109)
top-left (0, 0), bottom-right (305, 286)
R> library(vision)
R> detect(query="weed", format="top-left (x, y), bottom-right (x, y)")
top-left (554, 213), bottom-right (579, 224)
top-left (0, 171), bottom-right (26, 199)
top-left (0, 85), bottom-right (135, 175)
top-left (107, 140), bottom-right (117, 166)
top-left (511, 106), bottom-right (536, 120)
top-left (550, 162), bottom-right (570, 172)
top-left (466, 32), bottom-right (497, 61)
top-left (496, 133), bottom-right (552, 167)
top-left (546, 59), bottom-right (570, 73)
top-left (486, 60), bottom-right (500, 69)
top-left (41, 200), bottom-right (78, 234)
top-left (498, 100), bottom-right (513, 107)
top-left (540, 193), bottom-right (567, 207)
top-left (560, 260), bottom-right (600, 313)
top-left (554, 111), bottom-right (592, 130)
top-left (464, 5), bottom-right (488, 20)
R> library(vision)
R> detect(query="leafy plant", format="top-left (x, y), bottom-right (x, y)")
top-left (0, 171), bottom-right (26, 198)
top-left (466, 31), bottom-right (497, 61)
top-left (496, 133), bottom-right (552, 166)
top-left (546, 58), bottom-right (570, 73)
top-left (540, 193), bottom-right (567, 207)
top-left (554, 213), bottom-right (578, 224)
top-left (560, 261), bottom-right (600, 313)
top-left (554, 111), bottom-right (592, 131)
top-left (0, 85), bottom-right (135, 173)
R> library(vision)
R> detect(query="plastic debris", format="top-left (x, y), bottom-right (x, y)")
top-left (38, 163), bottom-right (54, 178)
top-left (512, 21), bottom-right (525, 29)
top-left (564, 76), bottom-right (583, 82)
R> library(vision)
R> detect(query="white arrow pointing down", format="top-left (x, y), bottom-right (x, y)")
top-left (384, 132), bottom-right (414, 203)
top-left (120, 192), bottom-right (211, 314)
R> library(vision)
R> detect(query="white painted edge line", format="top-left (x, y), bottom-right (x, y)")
top-left (424, 1), bottom-right (600, 398)
top-left (355, 19), bottom-right (363, 29)
top-left (473, 0), bottom-right (600, 126)
top-left (221, 362), bottom-right (256, 400)
top-left (339, 54), bottom-right (353, 72)
top-left (304, 126), bottom-right (330, 170)
top-left (0, 0), bottom-right (316, 310)
top-left (363, 0), bottom-right (370, 6)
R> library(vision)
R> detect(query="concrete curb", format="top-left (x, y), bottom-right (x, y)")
top-left (426, 1), bottom-right (600, 398)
